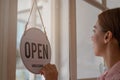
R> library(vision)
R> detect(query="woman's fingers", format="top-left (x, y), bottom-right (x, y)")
top-left (40, 63), bottom-right (58, 80)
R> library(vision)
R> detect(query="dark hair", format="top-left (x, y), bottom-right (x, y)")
top-left (98, 8), bottom-right (120, 47)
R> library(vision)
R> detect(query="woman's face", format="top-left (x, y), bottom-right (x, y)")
top-left (91, 21), bottom-right (106, 56)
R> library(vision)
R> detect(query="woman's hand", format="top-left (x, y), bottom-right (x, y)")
top-left (40, 63), bottom-right (58, 80)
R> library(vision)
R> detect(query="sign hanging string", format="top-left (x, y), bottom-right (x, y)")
top-left (24, 0), bottom-right (46, 35)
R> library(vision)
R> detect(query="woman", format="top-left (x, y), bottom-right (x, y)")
top-left (40, 8), bottom-right (120, 80)
top-left (93, 8), bottom-right (120, 80)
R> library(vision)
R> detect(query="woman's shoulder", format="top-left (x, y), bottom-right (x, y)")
top-left (111, 74), bottom-right (120, 80)
top-left (105, 61), bottom-right (120, 80)
top-left (105, 69), bottom-right (120, 80)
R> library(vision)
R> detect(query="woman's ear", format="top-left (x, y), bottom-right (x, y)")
top-left (104, 31), bottom-right (113, 44)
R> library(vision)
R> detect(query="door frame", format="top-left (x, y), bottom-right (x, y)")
top-left (0, 0), bottom-right (17, 80)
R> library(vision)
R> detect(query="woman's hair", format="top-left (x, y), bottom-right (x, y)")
top-left (98, 8), bottom-right (120, 46)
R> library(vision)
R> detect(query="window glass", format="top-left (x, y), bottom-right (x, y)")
top-left (16, 0), bottom-right (51, 80)
top-left (76, 0), bottom-right (103, 79)
top-left (107, 0), bottom-right (120, 8)
top-left (76, 0), bottom-right (120, 79)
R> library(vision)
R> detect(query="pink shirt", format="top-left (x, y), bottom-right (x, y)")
top-left (98, 61), bottom-right (120, 80)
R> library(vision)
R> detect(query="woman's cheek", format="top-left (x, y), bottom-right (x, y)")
top-left (91, 35), bottom-right (101, 56)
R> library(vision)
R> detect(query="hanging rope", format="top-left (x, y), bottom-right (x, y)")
top-left (24, 0), bottom-right (46, 35)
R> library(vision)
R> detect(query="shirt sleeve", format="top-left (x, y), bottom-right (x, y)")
top-left (110, 74), bottom-right (120, 80)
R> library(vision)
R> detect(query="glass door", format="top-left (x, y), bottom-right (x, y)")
top-left (16, 0), bottom-right (70, 80)
top-left (16, 0), bottom-right (51, 80)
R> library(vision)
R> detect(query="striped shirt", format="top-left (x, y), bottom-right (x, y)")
top-left (98, 61), bottom-right (120, 80)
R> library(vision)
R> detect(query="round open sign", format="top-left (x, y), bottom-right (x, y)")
top-left (20, 28), bottom-right (51, 74)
